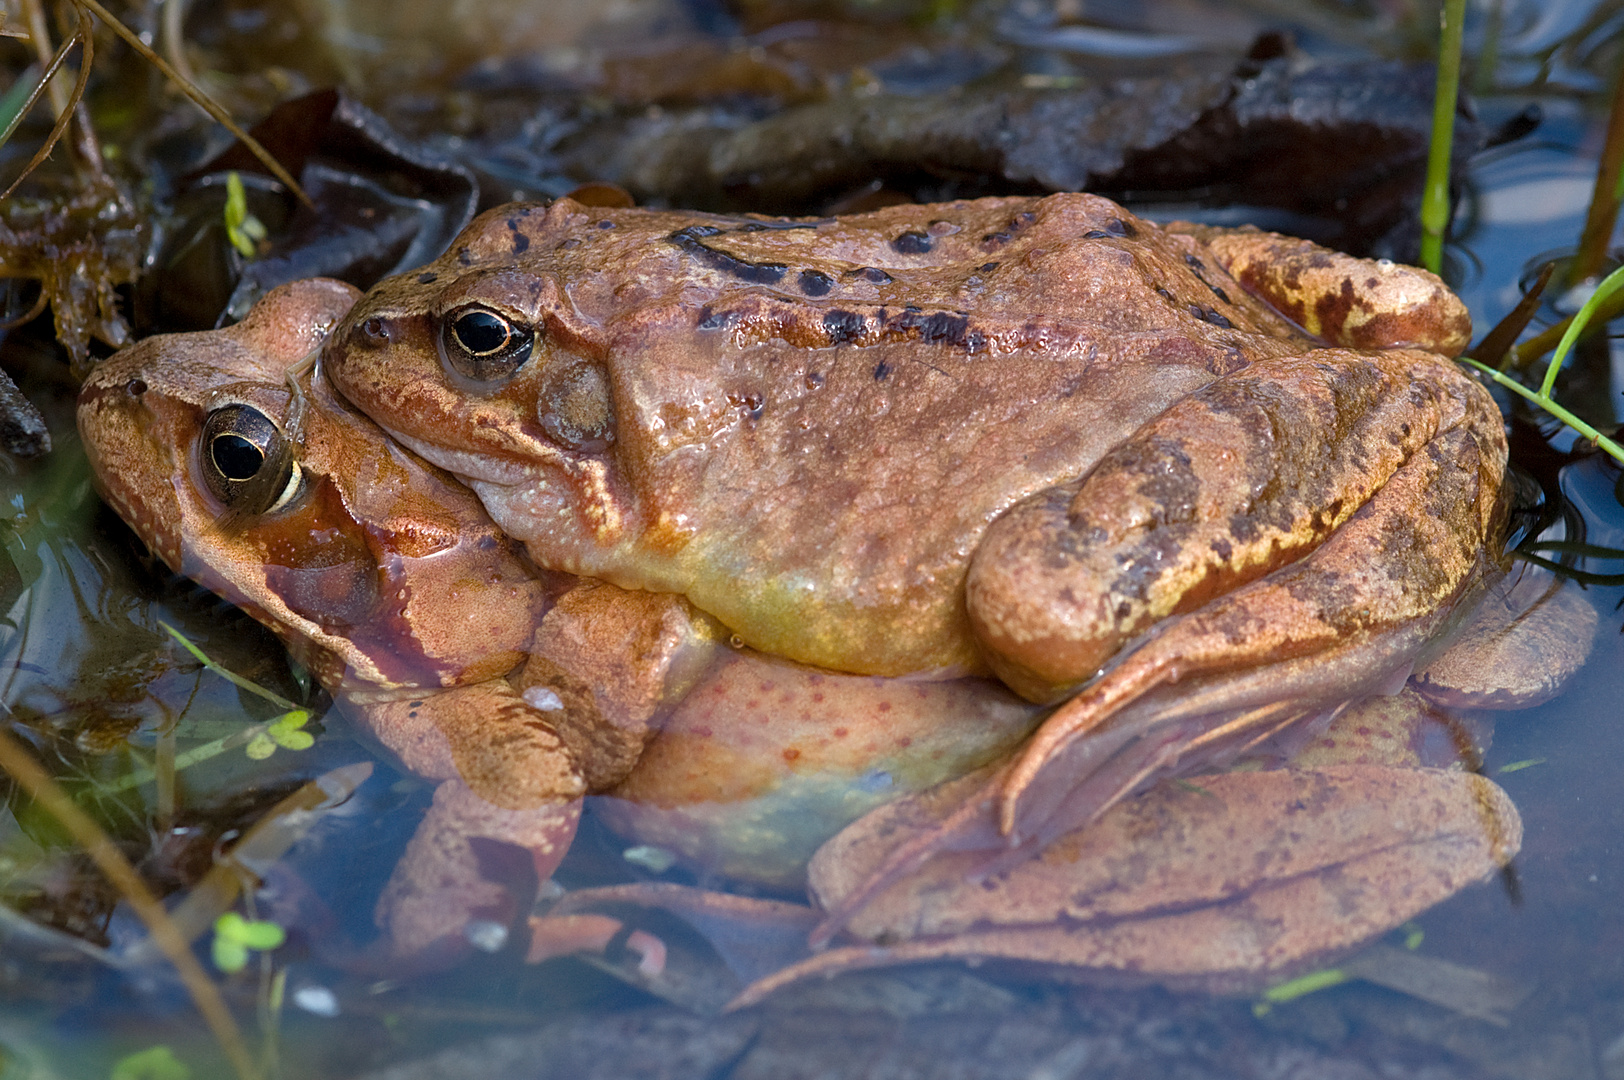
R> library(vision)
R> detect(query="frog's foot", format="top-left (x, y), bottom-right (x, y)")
top-left (374, 780), bottom-right (581, 961)
top-left (1413, 564), bottom-right (1598, 709)
top-left (357, 681), bottom-right (588, 810)
top-left (1175, 224), bottom-right (1473, 355)
top-left (744, 763), bottom-right (1519, 1011)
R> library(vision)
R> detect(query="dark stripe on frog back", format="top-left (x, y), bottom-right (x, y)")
top-left (691, 291), bottom-right (993, 356)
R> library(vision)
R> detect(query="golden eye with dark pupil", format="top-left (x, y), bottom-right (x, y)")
top-left (440, 306), bottom-right (534, 382)
top-left (199, 404), bottom-right (299, 516)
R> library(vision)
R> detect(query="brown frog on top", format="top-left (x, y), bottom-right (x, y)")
top-left (320, 192), bottom-right (1507, 875)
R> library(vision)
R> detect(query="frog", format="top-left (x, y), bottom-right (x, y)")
top-left (318, 190), bottom-right (1509, 884)
top-left (76, 277), bottom-right (1043, 958)
top-left (77, 237), bottom-right (1593, 993)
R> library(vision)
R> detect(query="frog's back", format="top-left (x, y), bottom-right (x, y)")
top-left (428, 196), bottom-right (1323, 676)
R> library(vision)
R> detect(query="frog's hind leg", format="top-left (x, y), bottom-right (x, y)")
top-left (997, 415), bottom-right (1502, 841)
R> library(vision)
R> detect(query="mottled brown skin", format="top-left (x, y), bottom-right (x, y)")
top-left (76, 280), bottom-right (583, 957)
top-left (322, 191), bottom-right (1508, 853)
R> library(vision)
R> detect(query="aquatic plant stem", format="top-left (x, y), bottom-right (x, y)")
top-left (0, 726), bottom-right (258, 1080)
top-left (1461, 263), bottom-right (1624, 466)
top-left (1508, 288), bottom-right (1624, 369)
top-left (1461, 356), bottom-right (1624, 464)
top-left (1568, 61), bottom-right (1624, 286)
top-left (1420, 0), bottom-right (1467, 275)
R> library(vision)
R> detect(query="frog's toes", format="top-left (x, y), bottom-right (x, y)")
top-left (1413, 567), bottom-right (1598, 708)
top-left (1177, 224), bottom-right (1471, 355)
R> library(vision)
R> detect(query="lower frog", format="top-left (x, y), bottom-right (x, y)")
top-left (78, 279), bottom-right (586, 959)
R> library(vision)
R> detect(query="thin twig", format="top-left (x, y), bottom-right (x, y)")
top-left (0, 725), bottom-right (258, 1080)
top-left (0, 8), bottom-right (92, 200)
top-left (70, 0), bottom-right (312, 207)
top-left (19, 0), bottom-right (69, 117)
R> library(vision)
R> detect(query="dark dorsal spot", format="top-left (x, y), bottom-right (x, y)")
top-left (457, 247), bottom-right (473, 266)
top-left (416, 272), bottom-right (438, 284)
top-left (985, 212), bottom-right (1040, 247)
top-left (847, 267), bottom-right (893, 284)
top-left (669, 226), bottom-right (787, 285)
top-left (885, 308), bottom-right (971, 348)
top-left (1188, 304), bottom-right (1233, 329)
top-left (1182, 254), bottom-right (1231, 304)
top-left (557, 238), bottom-right (581, 251)
top-left (979, 262), bottom-right (999, 273)
top-left (823, 309), bottom-right (867, 345)
top-left (506, 217), bottom-right (532, 253)
top-left (892, 230), bottom-right (933, 254)
top-left (799, 269), bottom-right (835, 296)
top-left (597, 220), bottom-right (616, 229)
top-left (873, 361), bottom-right (892, 380)
top-left (805, 371), bottom-right (825, 389)
top-left (1155, 287), bottom-right (1176, 302)
top-left (697, 306), bottom-right (737, 331)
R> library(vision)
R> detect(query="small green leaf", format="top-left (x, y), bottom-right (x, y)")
top-left (1401, 923), bottom-right (1425, 950)
top-left (222, 171), bottom-right (267, 259)
top-left (111, 1045), bottom-right (191, 1080)
top-left (237, 920), bottom-right (287, 951)
top-left (212, 936), bottom-right (249, 973)
top-left (245, 732), bottom-right (276, 760)
top-left (212, 911), bottom-right (286, 971)
top-left (269, 710), bottom-right (314, 750)
top-left (1259, 967), bottom-right (1349, 1006)
top-left (1497, 758), bottom-right (1547, 774)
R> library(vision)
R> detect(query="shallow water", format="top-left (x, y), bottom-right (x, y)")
top-left (2, 2), bottom-right (1624, 1078)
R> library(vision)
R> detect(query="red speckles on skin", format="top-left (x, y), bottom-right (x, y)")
top-left (783, 748), bottom-right (801, 762)
top-left (878, 702), bottom-right (892, 712)
top-left (691, 725), bottom-right (713, 738)
top-left (833, 727), bottom-right (848, 738)
top-left (898, 736), bottom-right (912, 747)
top-left (1356, 726), bottom-right (1373, 736)
top-left (811, 692), bottom-right (825, 703)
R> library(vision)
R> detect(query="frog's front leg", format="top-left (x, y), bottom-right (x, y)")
top-left (372, 778), bottom-right (582, 960)
top-left (968, 348), bottom-right (1506, 842)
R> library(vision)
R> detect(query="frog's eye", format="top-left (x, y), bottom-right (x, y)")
top-left (199, 404), bottom-right (301, 515)
top-left (440, 306), bottom-right (534, 382)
